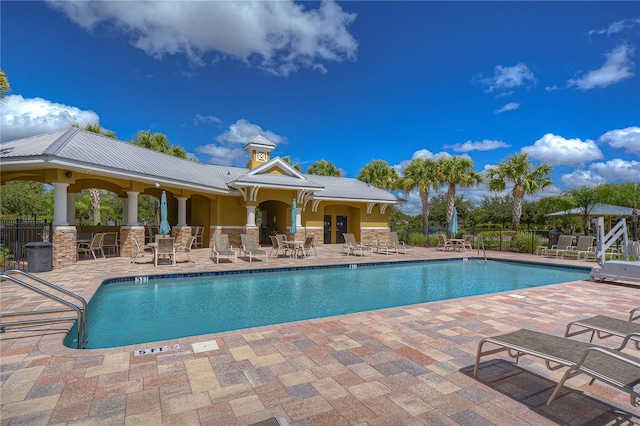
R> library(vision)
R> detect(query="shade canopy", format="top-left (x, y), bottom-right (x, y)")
top-left (291, 199), bottom-right (297, 234)
top-left (545, 203), bottom-right (635, 218)
top-left (159, 191), bottom-right (171, 235)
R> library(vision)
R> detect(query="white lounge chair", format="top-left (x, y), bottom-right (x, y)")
top-left (240, 234), bottom-right (268, 262)
top-left (343, 233), bottom-right (371, 256)
top-left (211, 234), bottom-right (236, 264)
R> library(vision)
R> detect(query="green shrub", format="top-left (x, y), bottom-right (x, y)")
top-left (409, 232), bottom-right (427, 246)
top-left (514, 232), bottom-right (540, 253)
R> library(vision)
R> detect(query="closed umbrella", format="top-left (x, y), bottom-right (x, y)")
top-left (159, 191), bottom-right (171, 235)
top-left (449, 207), bottom-right (458, 237)
top-left (291, 199), bottom-right (297, 235)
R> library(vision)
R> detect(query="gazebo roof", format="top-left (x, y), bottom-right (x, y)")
top-left (545, 203), bottom-right (635, 217)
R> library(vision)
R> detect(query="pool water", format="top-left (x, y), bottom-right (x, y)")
top-left (65, 260), bottom-right (587, 349)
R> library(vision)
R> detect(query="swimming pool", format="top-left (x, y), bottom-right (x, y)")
top-left (65, 259), bottom-right (587, 349)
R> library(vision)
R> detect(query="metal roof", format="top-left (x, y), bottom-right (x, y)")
top-left (1, 128), bottom-right (403, 204)
top-left (545, 203), bottom-right (635, 217)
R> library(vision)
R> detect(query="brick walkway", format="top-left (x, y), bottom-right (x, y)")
top-left (1, 245), bottom-right (639, 425)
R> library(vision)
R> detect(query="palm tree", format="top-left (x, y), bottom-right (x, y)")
top-left (282, 155), bottom-right (302, 172)
top-left (487, 152), bottom-right (553, 231)
top-left (438, 156), bottom-right (482, 228)
top-left (357, 159), bottom-right (399, 190)
top-left (132, 130), bottom-right (188, 159)
top-left (306, 159), bottom-right (341, 176)
top-left (400, 158), bottom-right (439, 235)
top-left (0, 69), bottom-right (10, 99)
top-left (73, 123), bottom-right (118, 225)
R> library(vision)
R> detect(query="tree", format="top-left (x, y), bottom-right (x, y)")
top-left (282, 155), bottom-right (302, 172)
top-left (132, 130), bottom-right (188, 159)
top-left (306, 159), bottom-right (341, 176)
top-left (486, 152), bottom-right (553, 231)
top-left (438, 156), bottom-right (482, 229)
top-left (357, 160), bottom-right (399, 190)
top-left (399, 157), bottom-right (439, 235)
top-left (474, 195), bottom-right (513, 227)
top-left (563, 186), bottom-right (600, 234)
top-left (73, 123), bottom-right (118, 225)
top-left (0, 69), bottom-right (10, 99)
top-left (0, 181), bottom-right (51, 219)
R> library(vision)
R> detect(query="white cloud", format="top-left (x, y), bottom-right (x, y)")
top-left (588, 158), bottom-right (640, 181)
top-left (195, 119), bottom-right (287, 166)
top-left (494, 102), bottom-right (520, 114)
top-left (193, 114), bottom-right (222, 126)
top-left (568, 44), bottom-right (635, 89)
top-left (587, 18), bottom-right (640, 38)
top-left (560, 170), bottom-right (607, 188)
top-left (0, 94), bottom-right (99, 142)
top-left (475, 63), bottom-right (536, 95)
top-left (599, 126), bottom-right (640, 155)
top-left (47, 0), bottom-right (358, 77)
top-left (522, 133), bottom-right (603, 165)
top-left (445, 139), bottom-right (510, 153)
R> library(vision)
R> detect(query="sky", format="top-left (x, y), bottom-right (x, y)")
top-left (2, 1), bottom-right (639, 214)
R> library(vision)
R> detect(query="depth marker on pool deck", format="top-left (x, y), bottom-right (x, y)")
top-left (134, 344), bottom-right (180, 356)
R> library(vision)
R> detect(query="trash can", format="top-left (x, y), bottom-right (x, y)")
top-left (25, 241), bottom-right (53, 273)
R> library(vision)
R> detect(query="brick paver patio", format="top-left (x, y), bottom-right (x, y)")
top-left (1, 245), bottom-right (638, 425)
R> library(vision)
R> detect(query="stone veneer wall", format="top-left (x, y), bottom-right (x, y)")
top-left (361, 228), bottom-right (390, 245)
top-left (52, 226), bottom-right (77, 269)
top-left (171, 226), bottom-right (192, 247)
top-left (120, 226), bottom-right (144, 258)
top-left (300, 227), bottom-right (324, 247)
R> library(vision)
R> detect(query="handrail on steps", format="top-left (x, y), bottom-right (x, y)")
top-left (0, 269), bottom-right (87, 349)
top-left (478, 234), bottom-right (487, 263)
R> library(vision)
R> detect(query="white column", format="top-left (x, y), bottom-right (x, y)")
top-left (52, 182), bottom-right (69, 226)
top-left (296, 210), bottom-right (301, 228)
top-left (66, 192), bottom-right (76, 225)
top-left (122, 198), bottom-right (128, 226)
top-left (126, 191), bottom-right (139, 226)
top-left (246, 206), bottom-right (256, 226)
top-left (177, 197), bottom-right (188, 226)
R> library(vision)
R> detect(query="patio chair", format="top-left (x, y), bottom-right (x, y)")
top-left (211, 234), bottom-right (236, 264)
top-left (561, 235), bottom-right (595, 260)
top-left (77, 232), bottom-right (105, 260)
top-left (437, 234), bottom-right (453, 251)
top-left (269, 235), bottom-right (290, 258)
top-left (300, 235), bottom-right (317, 257)
top-left (542, 235), bottom-right (574, 257)
top-left (474, 328), bottom-right (640, 407)
top-left (102, 232), bottom-right (120, 256)
top-left (154, 237), bottom-right (176, 267)
top-left (192, 226), bottom-right (203, 249)
top-left (389, 231), bottom-right (413, 254)
top-left (462, 234), bottom-right (473, 251)
top-left (565, 307), bottom-right (640, 349)
top-left (130, 237), bottom-right (150, 264)
top-left (342, 233), bottom-right (371, 256)
top-left (176, 236), bottom-right (196, 262)
top-left (240, 234), bottom-right (268, 262)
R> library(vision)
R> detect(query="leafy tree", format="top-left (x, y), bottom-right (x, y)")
top-left (595, 181), bottom-right (638, 207)
top-left (282, 155), bottom-right (302, 171)
top-left (429, 193), bottom-right (474, 229)
top-left (563, 186), bottom-right (600, 234)
top-left (132, 130), bottom-right (188, 159)
top-left (486, 152), bottom-right (553, 231)
top-left (474, 195), bottom-right (513, 227)
top-left (73, 123), bottom-right (118, 225)
top-left (399, 157), bottom-right (439, 235)
top-left (357, 159), bottom-right (399, 190)
top-left (0, 181), bottom-right (51, 219)
top-left (438, 156), bottom-right (482, 228)
top-left (0, 69), bottom-right (10, 99)
top-left (306, 159), bottom-right (341, 176)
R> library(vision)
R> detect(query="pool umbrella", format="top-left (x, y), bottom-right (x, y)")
top-left (291, 199), bottom-right (297, 235)
top-left (159, 191), bottom-right (171, 235)
top-left (449, 207), bottom-right (458, 237)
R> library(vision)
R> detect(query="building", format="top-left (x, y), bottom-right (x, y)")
top-left (0, 128), bottom-right (403, 268)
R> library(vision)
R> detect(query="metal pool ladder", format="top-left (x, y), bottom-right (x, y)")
top-left (0, 269), bottom-right (88, 348)
top-left (478, 234), bottom-right (487, 263)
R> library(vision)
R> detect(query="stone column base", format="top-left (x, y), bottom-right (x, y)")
top-left (172, 226), bottom-right (192, 247)
top-left (121, 226), bottom-right (145, 258)
top-left (52, 226), bottom-right (77, 269)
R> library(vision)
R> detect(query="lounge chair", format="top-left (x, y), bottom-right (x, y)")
top-left (240, 234), bottom-right (268, 262)
top-left (77, 232), bottom-right (105, 260)
top-left (176, 236), bottom-right (196, 262)
top-left (211, 234), bottom-right (236, 264)
top-left (154, 237), bottom-right (176, 266)
top-left (565, 308), bottom-right (640, 349)
top-left (474, 328), bottom-right (640, 406)
top-left (542, 235), bottom-right (574, 257)
top-left (561, 235), bottom-right (594, 260)
top-left (269, 235), bottom-right (289, 258)
top-left (343, 233), bottom-right (371, 256)
top-left (389, 231), bottom-right (413, 254)
top-left (130, 237), bottom-right (151, 264)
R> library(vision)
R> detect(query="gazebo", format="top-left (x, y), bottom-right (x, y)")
top-left (545, 203), bottom-right (635, 231)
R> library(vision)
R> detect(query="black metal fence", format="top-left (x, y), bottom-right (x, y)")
top-left (0, 219), bottom-right (52, 271)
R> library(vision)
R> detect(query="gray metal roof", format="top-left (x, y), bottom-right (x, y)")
top-left (1, 128), bottom-right (403, 204)
top-left (545, 203), bottom-right (635, 217)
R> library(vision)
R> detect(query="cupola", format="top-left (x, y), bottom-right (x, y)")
top-left (244, 135), bottom-right (276, 169)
